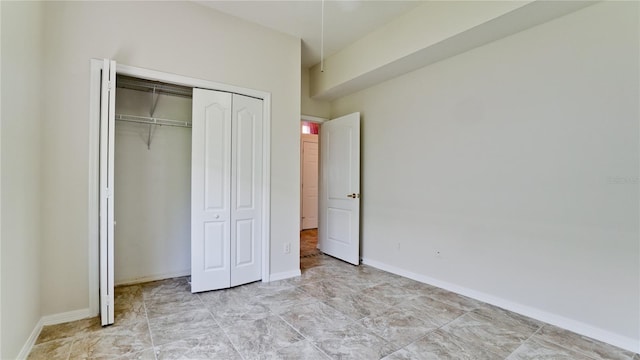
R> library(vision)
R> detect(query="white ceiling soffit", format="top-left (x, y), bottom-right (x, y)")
top-left (196, 0), bottom-right (424, 68)
top-left (308, 0), bottom-right (598, 100)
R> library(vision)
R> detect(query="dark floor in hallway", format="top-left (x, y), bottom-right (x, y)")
top-left (300, 228), bottom-right (319, 259)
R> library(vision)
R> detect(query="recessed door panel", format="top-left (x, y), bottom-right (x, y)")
top-left (204, 222), bottom-right (227, 270)
top-left (327, 129), bottom-right (352, 200)
top-left (204, 104), bottom-right (229, 211)
top-left (327, 208), bottom-right (351, 245)
top-left (236, 109), bottom-right (255, 210)
top-left (235, 219), bottom-right (254, 266)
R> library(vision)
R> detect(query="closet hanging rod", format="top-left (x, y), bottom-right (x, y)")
top-left (115, 114), bottom-right (192, 128)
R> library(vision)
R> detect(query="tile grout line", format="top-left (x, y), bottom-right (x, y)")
top-left (273, 304), bottom-right (334, 360)
top-left (141, 288), bottom-right (158, 360)
top-left (503, 324), bottom-right (544, 359)
top-left (292, 261), bottom-right (336, 359)
top-left (386, 297), bottom-right (476, 355)
top-left (65, 337), bottom-right (73, 360)
top-left (273, 280), bottom-right (357, 359)
top-left (527, 325), bottom-right (604, 360)
top-left (197, 292), bottom-right (248, 360)
top-left (380, 301), bottom-right (485, 359)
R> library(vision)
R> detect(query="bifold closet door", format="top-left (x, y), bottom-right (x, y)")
top-left (99, 59), bottom-right (116, 326)
top-left (230, 94), bottom-right (263, 287)
top-left (191, 88), bottom-right (263, 293)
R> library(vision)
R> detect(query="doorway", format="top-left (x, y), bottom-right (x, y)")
top-left (299, 113), bottom-right (361, 270)
top-left (300, 118), bottom-right (322, 268)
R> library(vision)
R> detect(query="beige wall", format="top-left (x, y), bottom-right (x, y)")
top-left (332, 1), bottom-right (639, 347)
top-left (40, 1), bottom-right (301, 316)
top-left (301, 67), bottom-right (330, 119)
top-left (0, 2), bottom-right (44, 358)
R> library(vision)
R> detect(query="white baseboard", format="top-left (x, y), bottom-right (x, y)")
top-left (41, 308), bottom-right (92, 326)
top-left (269, 269), bottom-right (301, 282)
top-left (16, 318), bottom-right (44, 360)
top-left (115, 270), bottom-right (190, 286)
top-left (17, 308), bottom-right (93, 359)
top-left (361, 257), bottom-right (640, 354)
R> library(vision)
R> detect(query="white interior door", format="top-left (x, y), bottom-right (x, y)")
top-left (191, 89), bottom-right (232, 292)
top-left (319, 112), bottom-right (360, 265)
top-left (230, 94), bottom-right (263, 287)
top-left (301, 134), bottom-right (319, 229)
top-left (99, 59), bottom-right (116, 325)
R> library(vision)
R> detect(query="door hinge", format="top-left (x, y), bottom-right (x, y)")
top-left (104, 187), bottom-right (112, 198)
top-left (107, 81), bottom-right (114, 91)
top-left (102, 296), bottom-right (111, 306)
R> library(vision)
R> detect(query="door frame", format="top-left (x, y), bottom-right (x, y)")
top-left (88, 59), bottom-right (272, 316)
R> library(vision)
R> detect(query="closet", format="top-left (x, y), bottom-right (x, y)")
top-left (96, 61), bottom-right (269, 326)
top-left (112, 76), bottom-right (263, 293)
top-left (114, 76), bottom-right (193, 286)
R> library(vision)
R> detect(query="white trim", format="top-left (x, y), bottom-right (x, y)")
top-left (41, 308), bottom-right (92, 326)
top-left (301, 114), bottom-right (327, 123)
top-left (89, 60), bottom-right (272, 316)
top-left (0, 0), bottom-right (3, 353)
top-left (361, 257), bottom-right (640, 354)
top-left (115, 270), bottom-right (191, 286)
top-left (268, 269), bottom-right (301, 282)
top-left (87, 59), bottom-right (102, 317)
top-left (118, 64), bottom-right (269, 100)
top-left (262, 95), bottom-right (272, 283)
top-left (16, 318), bottom-right (43, 360)
top-left (17, 309), bottom-right (92, 360)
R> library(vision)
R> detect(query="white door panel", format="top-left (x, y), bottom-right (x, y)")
top-left (231, 94), bottom-right (263, 287)
top-left (319, 113), bottom-right (360, 265)
top-left (191, 89), bottom-right (232, 292)
top-left (99, 59), bottom-right (116, 326)
top-left (192, 90), bottom-right (262, 292)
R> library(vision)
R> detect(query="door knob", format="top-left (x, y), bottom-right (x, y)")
top-left (347, 193), bottom-right (360, 199)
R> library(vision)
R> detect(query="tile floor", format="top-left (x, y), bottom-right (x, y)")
top-left (29, 254), bottom-right (638, 360)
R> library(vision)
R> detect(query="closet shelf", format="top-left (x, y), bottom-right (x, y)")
top-left (115, 114), bottom-right (192, 128)
top-left (116, 75), bottom-right (193, 98)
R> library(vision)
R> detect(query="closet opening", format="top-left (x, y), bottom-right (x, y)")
top-left (114, 75), bottom-right (193, 286)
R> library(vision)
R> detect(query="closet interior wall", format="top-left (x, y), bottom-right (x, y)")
top-left (114, 84), bottom-right (193, 285)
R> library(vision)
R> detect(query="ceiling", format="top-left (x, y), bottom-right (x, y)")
top-left (197, 1), bottom-right (424, 68)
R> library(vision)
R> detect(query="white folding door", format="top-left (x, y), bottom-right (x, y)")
top-left (191, 88), bottom-right (263, 292)
top-left (99, 59), bottom-right (116, 326)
